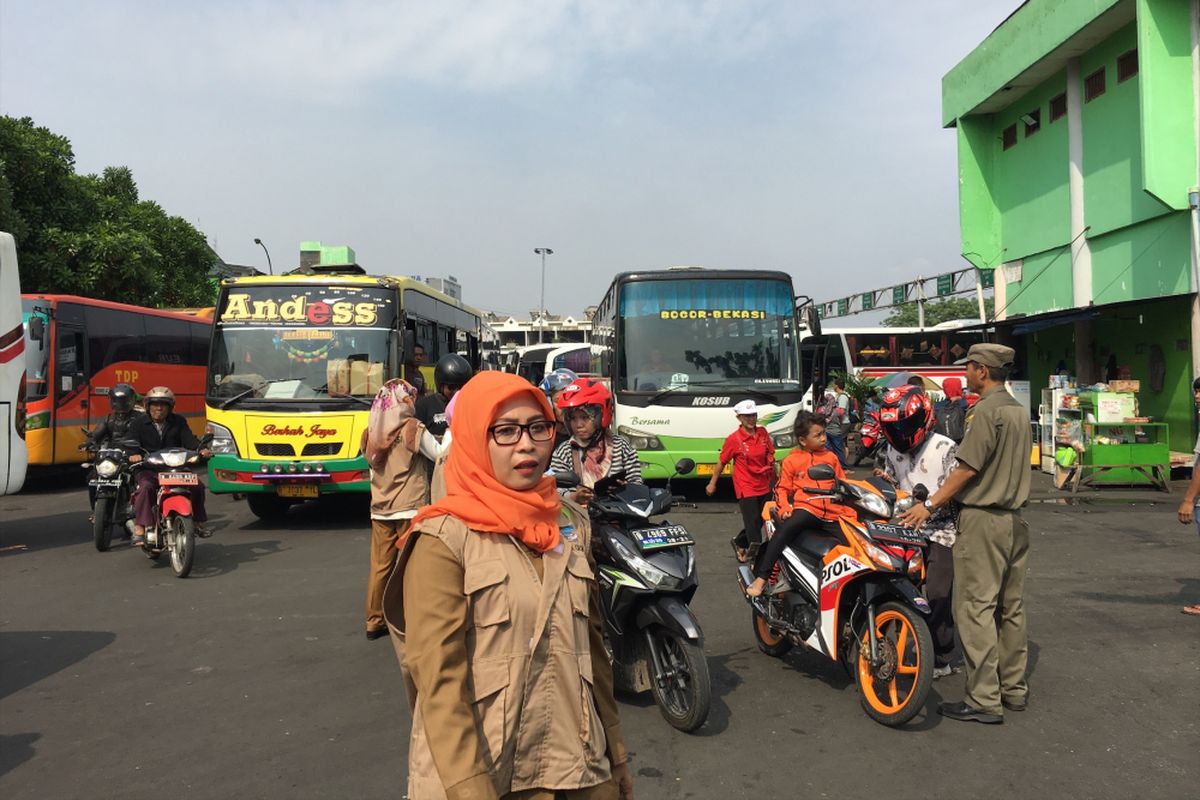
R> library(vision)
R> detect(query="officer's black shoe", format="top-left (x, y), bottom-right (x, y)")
top-left (937, 701), bottom-right (1003, 724)
top-left (365, 627), bottom-right (389, 641)
top-left (1002, 695), bottom-right (1028, 712)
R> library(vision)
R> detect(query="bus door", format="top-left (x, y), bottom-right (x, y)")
top-left (800, 334), bottom-right (829, 409)
top-left (54, 317), bottom-right (90, 460)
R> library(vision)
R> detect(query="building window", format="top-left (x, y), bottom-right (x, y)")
top-left (1002, 124), bottom-right (1017, 150)
top-left (1049, 93), bottom-right (1067, 122)
top-left (1084, 68), bottom-right (1105, 102)
top-left (1023, 108), bottom-right (1041, 137)
top-left (1117, 49), bottom-right (1138, 82)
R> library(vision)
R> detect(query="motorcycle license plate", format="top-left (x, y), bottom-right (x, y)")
top-left (160, 471), bottom-right (198, 486)
top-left (631, 525), bottom-right (693, 551)
top-left (277, 484), bottom-right (319, 498)
top-left (866, 521), bottom-right (926, 546)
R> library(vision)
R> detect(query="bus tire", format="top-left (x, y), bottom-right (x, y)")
top-left (247, 494), bottom-right (291, 521)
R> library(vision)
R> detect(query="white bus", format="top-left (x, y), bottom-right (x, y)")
top-left (800, 321), bottom-right (988, 397)
top-left (591, 267), bottom-right (809, 479)
top-left (1, 232), bottom-right (28, 494)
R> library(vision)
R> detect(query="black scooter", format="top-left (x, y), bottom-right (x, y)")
top-left (556, 459), bottom-right (711, 732)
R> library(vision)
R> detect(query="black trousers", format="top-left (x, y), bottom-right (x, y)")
top-left (925, 541), bottom-right (962, 667)
top-left (733, 493), bottom-right (771, 549)
top-left (754, 509), bottom-right (840, 580)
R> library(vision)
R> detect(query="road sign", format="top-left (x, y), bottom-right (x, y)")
top-left (979, 268), bottom-right (995, 288)
top-left (892, 285), bottom-right (906, 305)
top-left (937, 274), bottom-right (953, 296)
top-left (861, 292), bottom-right (873, 310)
top-left (837, 298), bottom-right (849, 316)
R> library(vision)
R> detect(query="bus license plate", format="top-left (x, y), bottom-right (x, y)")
top-left (161, 471), bottom-right (198, 486)
top-left (696, 463), bottom-right (731, 477)
top-left (631, 525), bottom-right (694, 551)
top-left (278, 484), bottom-right (319, 499)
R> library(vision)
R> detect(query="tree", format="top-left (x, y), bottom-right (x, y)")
top-left (0, 116), bottom-right (218, 307)
top-left (883, 296), bottom-right (994, 327)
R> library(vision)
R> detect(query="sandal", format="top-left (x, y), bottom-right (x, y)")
top-left (1183, 604), bottom-right (1200, 616)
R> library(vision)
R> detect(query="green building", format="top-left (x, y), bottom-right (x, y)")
top-left (942, 0), bottom-right (1199, 453)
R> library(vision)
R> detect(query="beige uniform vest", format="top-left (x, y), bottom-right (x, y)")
top-left (388, 506), bottom-right (610, 799)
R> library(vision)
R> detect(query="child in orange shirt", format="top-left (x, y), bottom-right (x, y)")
top-left (746, 411), bottom-right (846, 597)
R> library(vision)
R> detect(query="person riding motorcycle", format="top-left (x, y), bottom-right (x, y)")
top-left (128, 386), bottom-right (212, 545)
top-left (82, 383), bottom-right (141, 451)
top-left (539, 367), bottom-right (578, 448)
top-left (415, 353), bottom-right (474, 440)
top-left (549, 378), bottom-right (642, 506)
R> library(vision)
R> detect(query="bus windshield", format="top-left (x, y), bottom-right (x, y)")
top-left (618, 278), bottom-right (799, 392)
top-left (206, 284), bottom-right (397, 403)
top-left (21, 299), bottom-right (51, 402)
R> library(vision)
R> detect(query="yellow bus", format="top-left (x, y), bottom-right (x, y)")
top-left (203, 267), bottom-right (481, 519)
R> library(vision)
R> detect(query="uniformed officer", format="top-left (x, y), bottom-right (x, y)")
top-left (898, 343), bottom-right (1031, 724)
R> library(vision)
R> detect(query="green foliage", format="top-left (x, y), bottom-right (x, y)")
top-left (830, 369), bottom-right (876, 408)
top-left (0, 116), bottom-right (217, 307)
top-left (883, 296), bottom-right (994, 327)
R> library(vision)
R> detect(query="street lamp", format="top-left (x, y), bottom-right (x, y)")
top-left (253, 237), bottom-right (274, 276)
top-left (534, 247), bottom-right (553, 343)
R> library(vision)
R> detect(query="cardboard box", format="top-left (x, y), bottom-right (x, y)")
top-left (1108, 380), bottom-right (1140, 393)
top-left (350, 360), bottom-right (383, 396)
top-left (326, 359), bottom-right (350, 395)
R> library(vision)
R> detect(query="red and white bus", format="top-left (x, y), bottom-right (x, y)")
top-left (801, 322), bottom-right (987, 391)
top-left (21, 294), bottom-right (212, 466)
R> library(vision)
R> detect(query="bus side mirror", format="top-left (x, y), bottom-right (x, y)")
top-left (402, 330), bottom-right (416, 364)
top-left (28, 316), bottom-right (45, 342)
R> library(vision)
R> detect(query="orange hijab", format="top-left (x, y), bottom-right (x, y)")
top-left (412, 372), bottom-right (562, 552)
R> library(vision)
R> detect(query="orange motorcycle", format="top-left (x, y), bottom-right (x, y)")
top-left (736, 464), bottom-right (934, 726)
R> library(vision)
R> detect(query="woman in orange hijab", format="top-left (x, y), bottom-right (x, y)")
top-left (388, 371), bottom-right (633, 800)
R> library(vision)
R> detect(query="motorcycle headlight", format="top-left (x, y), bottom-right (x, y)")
top-left (616, 426), bottom-right (663, 451)
top-left (852, 486), bottom-right (892, 518)
top-left (862, 539), bottom-right (901, 572)
top-left (205, 422), bottom-right (238, 456)
top-left (907, 549), bottom-right (924, 579)
top-left (894, 496), bottom-right (916, 514)
top-left (96, 459), bottom-right (119, 477)
top-left (163, 451), bottom-right (187, 468)
top-left (771, 432), bottom-right (795, 449)
top-left (610, 538), bottom-right (681, 591)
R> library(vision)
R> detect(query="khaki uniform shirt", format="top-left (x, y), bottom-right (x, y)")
top-left (954, 384), bottom-right (1031, 510)
top-left (389, 504), bottom-right (626, 800)
top-left (368, 420), bottom-right (431, 518)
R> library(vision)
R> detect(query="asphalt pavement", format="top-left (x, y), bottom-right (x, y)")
top-left (1, 470), bottom-right (1197, 799)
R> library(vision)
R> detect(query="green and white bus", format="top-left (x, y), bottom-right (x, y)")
top-left (591, 267), bottom-right (808, 479)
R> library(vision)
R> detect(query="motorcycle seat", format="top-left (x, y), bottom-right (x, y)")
top-left (795, 532), bottom-right (842, 563)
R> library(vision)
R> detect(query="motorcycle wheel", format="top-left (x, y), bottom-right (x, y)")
top-left (648, 629), bottom-right (711, 733)
top-left (853, 601), bottom-right (933, 727)
top-left (752, 611), bottom-right (793, 657)
top-left (92, 497), bottom-right (113, 552)
top-left (169, 515), bottom-right (196, 578)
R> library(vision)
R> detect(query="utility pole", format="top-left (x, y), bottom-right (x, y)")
top-left (534, 247), bottom-right (553, 343)
top-left (254, 238), bottom-right (274, 276)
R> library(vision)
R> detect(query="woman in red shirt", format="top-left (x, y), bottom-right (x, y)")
top-left (746, 410), bottom-right (845, 597)
top-left (706, 400), bottom-right (777, 562)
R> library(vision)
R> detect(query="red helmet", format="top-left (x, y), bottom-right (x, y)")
top-left (556, 378), bottom-right (613, 429)
top-left (878, 385), bottom-right (935, 453)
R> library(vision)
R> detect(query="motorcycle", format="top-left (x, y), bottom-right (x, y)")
top-left (849, 410), bottom-right (884, 467)
top-left (133, 434), bottom-right (213, 578)
top-left (81, 429), bottom-right (138, 552)
top-left (737, 464), bottom-right (934, 726)
top-left (555, 459), bottom-right (711, 732)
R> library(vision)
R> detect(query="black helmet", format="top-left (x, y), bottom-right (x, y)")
top-left (110, 383), bottom-right (136, 414)
top-left (433, 353), bottom-right (473, 391)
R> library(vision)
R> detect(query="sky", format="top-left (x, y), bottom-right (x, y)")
top-left (0, 0), bottom-right (1015, 318)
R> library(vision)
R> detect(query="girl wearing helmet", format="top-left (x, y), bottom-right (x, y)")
top-left (548, 378), bottom-right (642, 506)
top-left (539, 368), bottom-right (578, 448)
top-left (876, 384), bottom-right (963, 676)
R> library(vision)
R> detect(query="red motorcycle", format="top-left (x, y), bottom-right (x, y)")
top-left (134, 436), bottom-right (211, 578)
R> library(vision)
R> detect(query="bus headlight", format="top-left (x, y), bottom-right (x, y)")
top-left (206, 422), bottom-right (239, 456)
top-left (617, 426), bottom-right (663, 451)
top-left (771, 432), bottom-right (795, 448)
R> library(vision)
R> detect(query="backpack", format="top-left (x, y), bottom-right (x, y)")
top-left (816, 393), bottom-right (840, 422)
top-left (934, 398), bottom-right (967, 443)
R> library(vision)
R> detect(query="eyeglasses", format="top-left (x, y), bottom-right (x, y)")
top-left (489, 420), bottom-right (555, 445)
